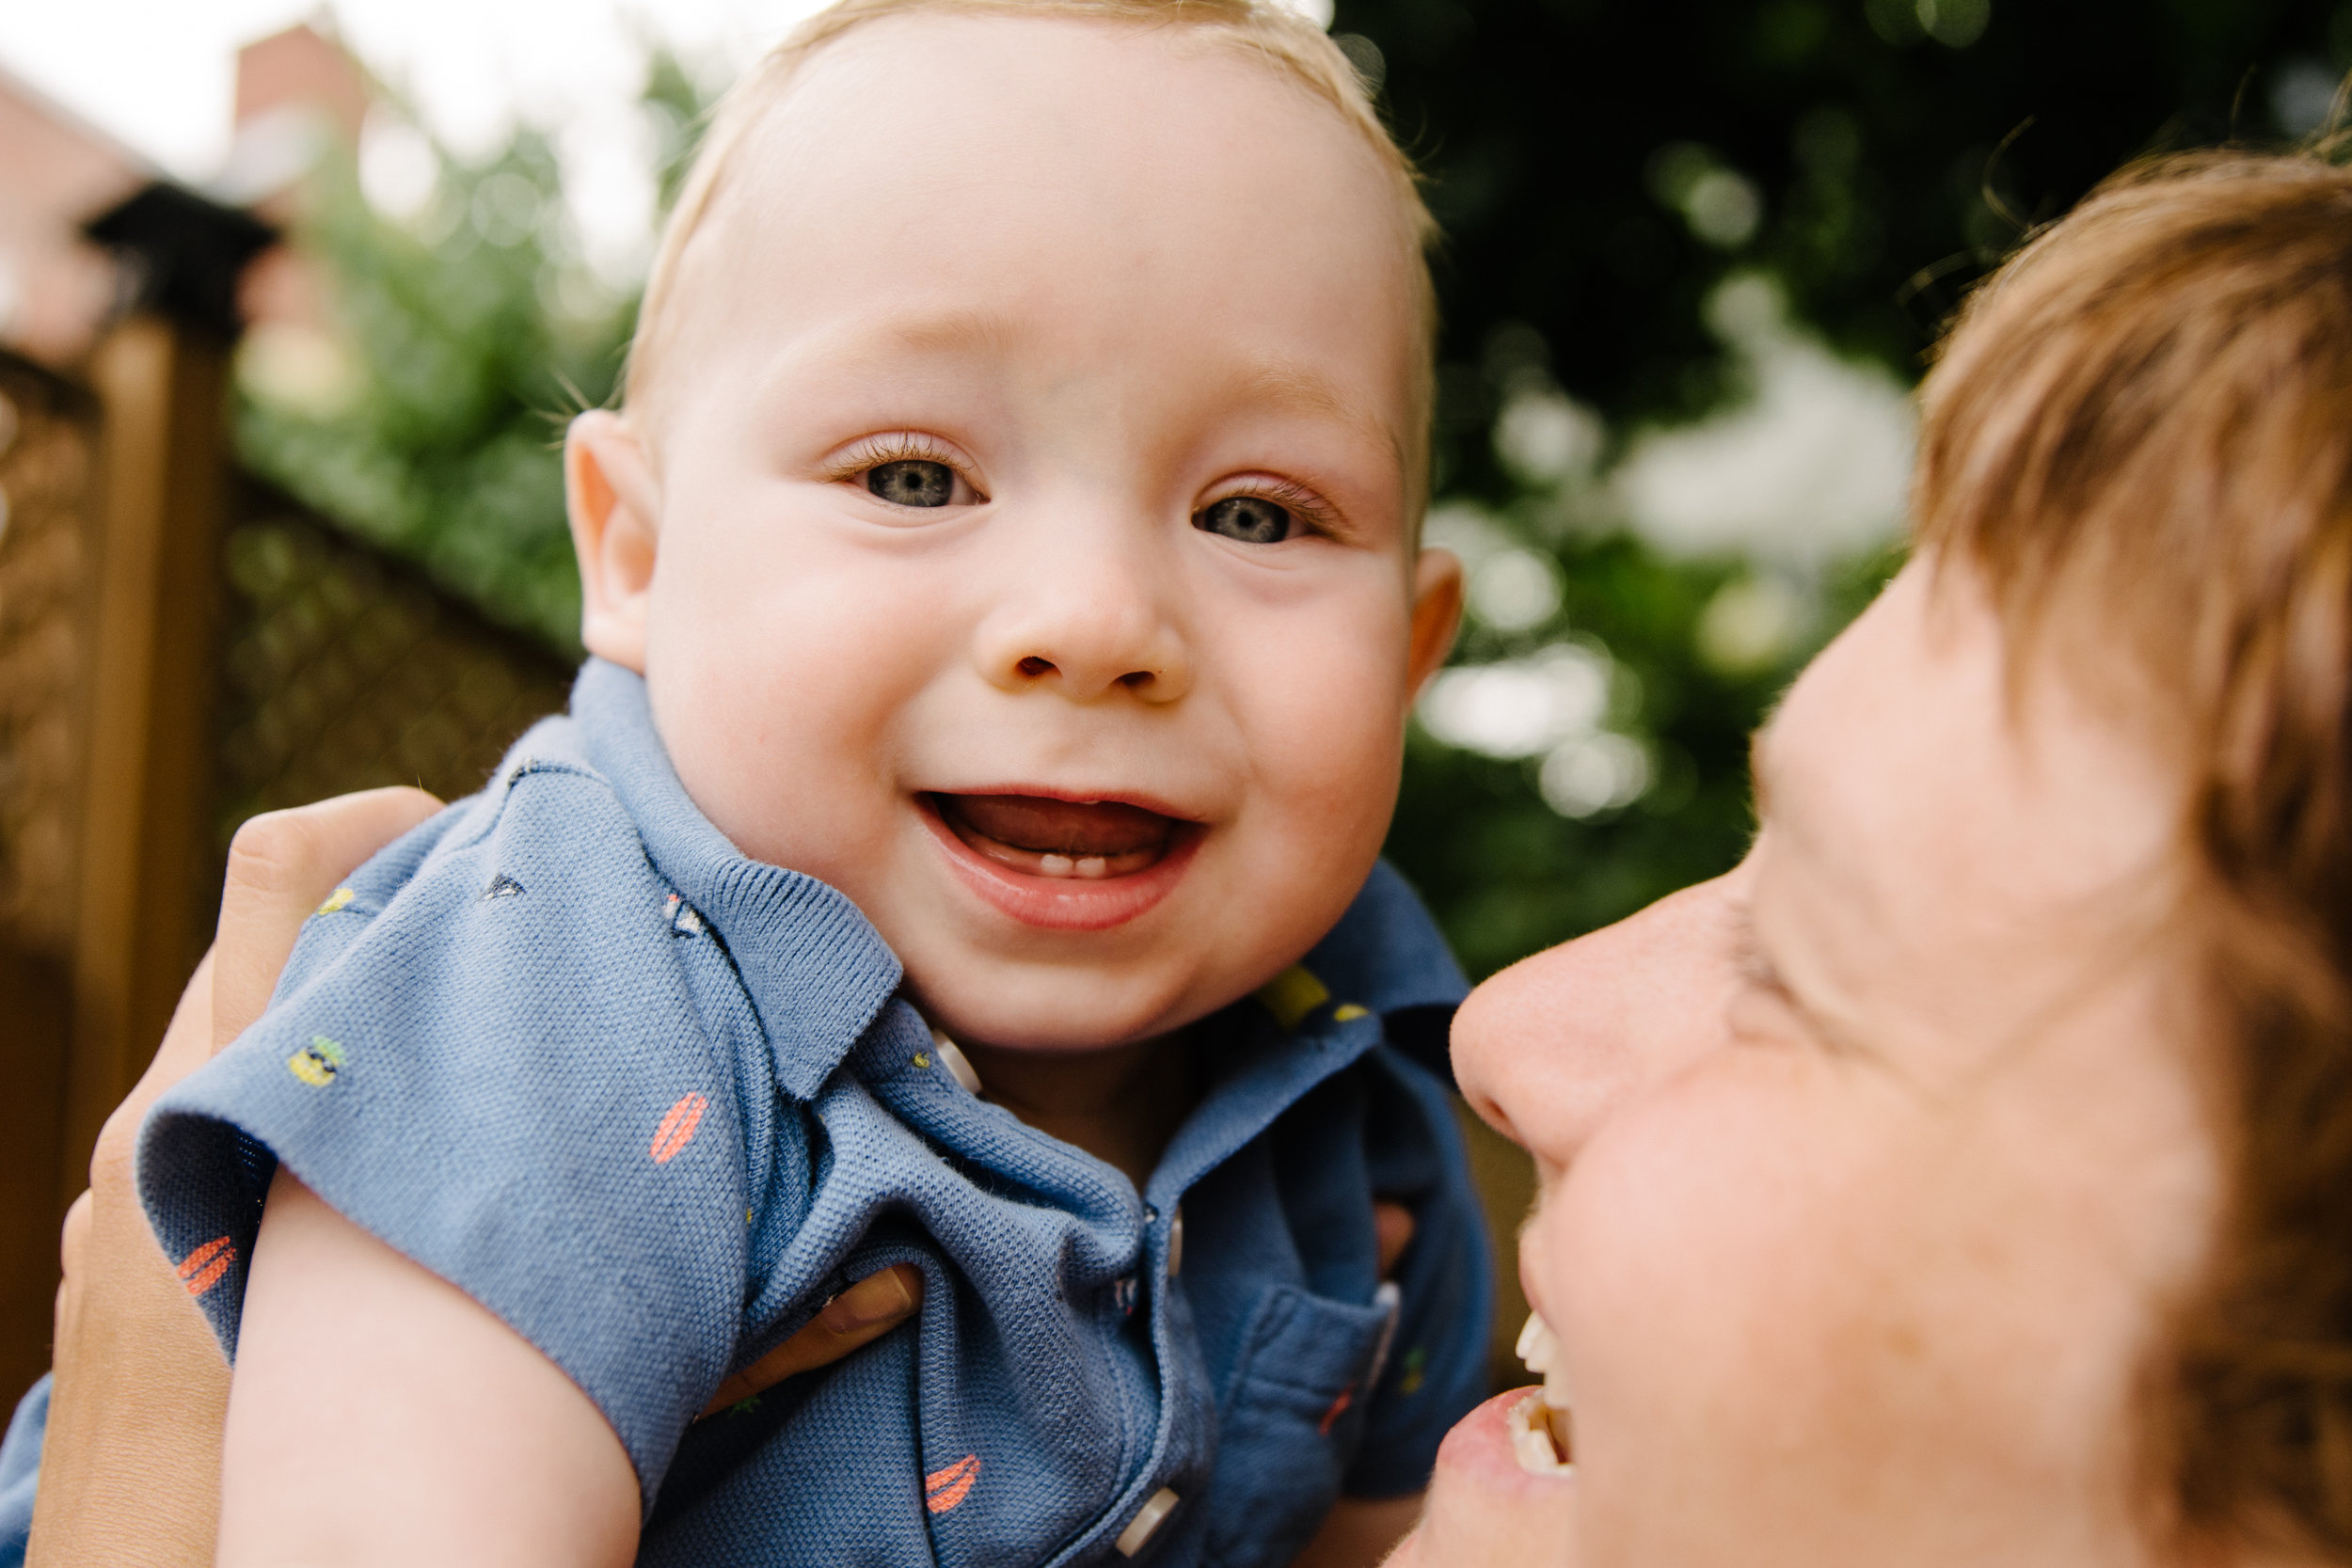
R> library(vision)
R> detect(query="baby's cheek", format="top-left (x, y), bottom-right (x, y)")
top-left (1251, 664), bottom-right (1408, 848)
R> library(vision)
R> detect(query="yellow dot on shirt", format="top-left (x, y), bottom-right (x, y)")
top-left (1332, 1004), bottom-right (1371, 1022)
top-left (315, 886), bottom-right (355, 915)
top-left (913, 1052), bottom-right (932, 1069)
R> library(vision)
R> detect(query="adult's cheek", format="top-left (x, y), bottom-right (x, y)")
top-left (1390, 1391), bottom-right (1579, 1568)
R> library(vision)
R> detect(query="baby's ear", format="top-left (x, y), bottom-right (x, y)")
top-left (565, 411), bottom-right (661, 673)
top-left (1406, 546), bottom-right (1465, 700)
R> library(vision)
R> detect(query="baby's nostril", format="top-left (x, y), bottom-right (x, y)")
top-left (1017, 656), bottom-right (1054, 678)
top-left (1120, 670), bottom-right (1152, 689)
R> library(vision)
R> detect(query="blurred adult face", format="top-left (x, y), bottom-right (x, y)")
top-left (1406, 561), bottom-right (2226, 1566)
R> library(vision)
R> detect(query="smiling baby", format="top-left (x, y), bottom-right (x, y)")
top-left (137, 3), bottom-right (1490, 1564)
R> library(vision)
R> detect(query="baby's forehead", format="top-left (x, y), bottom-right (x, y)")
top-left (716, 13), bottom-right (1407, 234)
top-left (643, 11), bottom-right (1429, 467)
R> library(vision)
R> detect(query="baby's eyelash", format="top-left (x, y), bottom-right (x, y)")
top-left (821, 433), bottom-right (971, 486)
top-left (1211, 476), bottom-right (1344, 538)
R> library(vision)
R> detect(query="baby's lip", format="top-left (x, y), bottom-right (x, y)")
top-left (929, 792), bottom-right (1190, 879)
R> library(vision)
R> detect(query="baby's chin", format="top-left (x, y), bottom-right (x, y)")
top-left (903, 961), bottom-right (1231, 1056)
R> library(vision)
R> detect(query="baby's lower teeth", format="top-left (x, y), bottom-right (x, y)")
top-left (1031, 852), bottom-right (1120, 879)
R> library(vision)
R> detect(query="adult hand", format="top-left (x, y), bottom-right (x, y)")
top-left (30, 787), bottom-right (443, 1567)
top-left (28, 786), bottom-right (928, 1564)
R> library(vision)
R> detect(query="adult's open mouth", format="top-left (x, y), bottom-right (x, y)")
top-left (1510, 1312), bottom-right (1576, 1474)
top-left (919, 792), bottom-right (1202, 931)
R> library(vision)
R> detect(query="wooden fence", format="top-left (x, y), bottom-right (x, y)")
top-left (0, 320), bottom-right (570, 1405)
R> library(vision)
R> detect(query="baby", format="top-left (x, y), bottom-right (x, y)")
top-left (138, 2), bottom-right (1488, 1563)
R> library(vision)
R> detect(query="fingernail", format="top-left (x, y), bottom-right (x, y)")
top-left (822, 1267), bottom-right (916, 1332)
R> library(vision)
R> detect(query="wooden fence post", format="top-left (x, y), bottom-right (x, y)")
top-left (58, 312), bottom-right (230, 1205)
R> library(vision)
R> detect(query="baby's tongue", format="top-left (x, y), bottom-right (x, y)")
top-left (941, 794), bottom-right (1173, 858)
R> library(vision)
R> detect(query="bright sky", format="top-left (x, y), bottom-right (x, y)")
top-left (4, 1), bottom-right (825, 171)
top-left (1, 1), bottom-right (836, 279)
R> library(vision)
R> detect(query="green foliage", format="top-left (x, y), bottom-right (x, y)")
top-left (237, 115), bottom-right (656, 651)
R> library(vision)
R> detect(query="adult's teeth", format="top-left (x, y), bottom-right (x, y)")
top-left (1507, 1392), bottom-right (1575, 1476)
top-left (1514, 1312), bottom-right (1575, 1471)
top-left (1517, 1311), bottom-right (1559, 1373)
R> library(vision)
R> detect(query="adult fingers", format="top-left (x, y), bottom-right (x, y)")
top-left (87, 951), bottom-right (216, 1194)
top-left (697, 1264), bottom-right (925, 1418)
top-left (55, 1190), bottom-right (90, 1322)
top-left (213, 787), bottom-right (442, 1051)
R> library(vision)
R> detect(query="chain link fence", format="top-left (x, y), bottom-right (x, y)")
top-left (0, 356), bottom-right (98, 962)
top-left (0, 346), bottom-right (576, 974)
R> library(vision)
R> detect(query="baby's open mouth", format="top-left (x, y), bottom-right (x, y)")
top-left (929, 793), bottom-right (1183, 879)
top-left (1511, 1312), bottom-right (1576, 1475)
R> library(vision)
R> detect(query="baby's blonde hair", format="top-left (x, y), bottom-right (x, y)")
top-left (624, 0), bottom-right (1438, 498)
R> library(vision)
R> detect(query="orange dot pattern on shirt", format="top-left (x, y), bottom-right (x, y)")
top-left (1317, 1387), bottom-right (1353, 1436)
top-left (177, 1236), bottom-right (236, 1297)
top-left (925, 1453), bottom-right (980, 1514)
top-left (651, 1092), bottom-right (708, 1164)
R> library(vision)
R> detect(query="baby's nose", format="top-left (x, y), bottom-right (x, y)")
top-left (973, 552), bottom-right (1191, 702)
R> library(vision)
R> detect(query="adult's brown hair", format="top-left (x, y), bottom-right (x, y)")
top-left (1915, 149), bottom-right (2352, 1557)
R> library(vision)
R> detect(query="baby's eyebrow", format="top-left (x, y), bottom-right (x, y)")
top-left (867, 307), bottom-right (1022, 357)
top-left (1224, 357), bottom-right (1402, 467)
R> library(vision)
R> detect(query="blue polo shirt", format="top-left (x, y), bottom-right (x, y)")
top-left (126, 659), bottom-right (1489, 1567)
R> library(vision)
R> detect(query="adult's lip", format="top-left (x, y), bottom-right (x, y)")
top-left (919, 791), bottom-right (1204, 931)
top-left (1395, 1387), bottom-right (1581, 1567)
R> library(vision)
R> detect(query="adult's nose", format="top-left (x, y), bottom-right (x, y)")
top-left (1453, 864), bottom-right (1751, 1176)
top-left (969, 511), bottom-right (1193, 703)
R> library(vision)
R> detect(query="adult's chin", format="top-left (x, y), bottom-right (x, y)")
top-left (1390, 1391), bottom-right (1579, 1567)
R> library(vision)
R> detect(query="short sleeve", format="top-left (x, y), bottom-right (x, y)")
top-left (1342, 1048), bottom-right (1494, 1498)
top-left (138, 763), bottom-right (764, 1507)
top-left (0, 1374), bottom-right (47, 1567)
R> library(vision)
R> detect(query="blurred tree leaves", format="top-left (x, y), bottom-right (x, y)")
top-left (236, 94), bottom-right (668, 651)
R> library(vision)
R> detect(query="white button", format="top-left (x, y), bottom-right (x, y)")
top-left (1167, 1207), bottom-right (1184, 1277)
top-left (930, 1029), bottom-right (983, 1095)
top-left (1114, 1487), bottom-right (1180, 1557)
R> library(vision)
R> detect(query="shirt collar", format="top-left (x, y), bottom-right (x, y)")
top-left (568, 658), bottom-right (903, 1100)
top-left (563, 660), bottom-right (1468, 1104)
top-left (1299, 859), bottom-right (1470, 1018)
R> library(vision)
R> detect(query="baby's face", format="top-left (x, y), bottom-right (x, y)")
top-left (569, 14), bottom-right (1459, 1054)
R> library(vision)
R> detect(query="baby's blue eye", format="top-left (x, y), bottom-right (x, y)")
top-left (1196, 496), bottom-right (1295, 544)
top-left (866, 459), bottom-right (956, 507)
